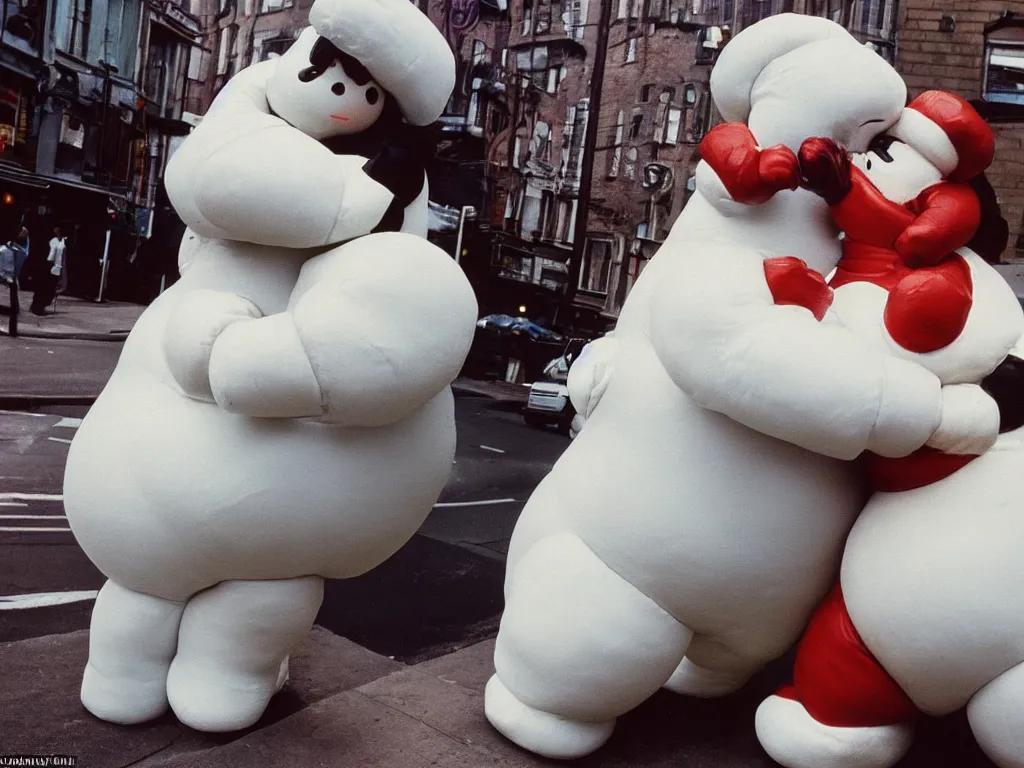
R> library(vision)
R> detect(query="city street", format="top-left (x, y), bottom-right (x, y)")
top-left (0, 394), bottom-right (568, 661)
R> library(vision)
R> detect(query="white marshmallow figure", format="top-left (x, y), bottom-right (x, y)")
top-left (63, 0), bottom-right (477, 733)
top-left (755, 95), bottom-right (1024, 768)
top-left (484, 16), bottom-right (997, 760)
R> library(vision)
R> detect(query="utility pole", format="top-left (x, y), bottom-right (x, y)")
top-left (563, 0), bottom-right (613, 318)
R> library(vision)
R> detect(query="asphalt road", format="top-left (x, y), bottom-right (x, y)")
top-left (0, 395), bottom-right (568, 661)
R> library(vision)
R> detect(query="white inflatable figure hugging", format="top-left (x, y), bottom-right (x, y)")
top-left (755, 97), bottom-right (1024, 768)
top-left (483, 15), bottom-right (998, 761)
top-left (63, 0), bottom-right (477, 735)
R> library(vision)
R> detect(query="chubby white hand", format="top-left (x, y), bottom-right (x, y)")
top-left (163, 289), bottom-right (262, 401)
top-left (926, 383), bottom-right (1000, 455)
top-left (204, 232), bottom-right (478, 425)
top-left (567, 335), bottom-right (618, 422)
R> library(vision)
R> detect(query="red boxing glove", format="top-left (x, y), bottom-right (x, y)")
top-left (798, 137), bottom-right (853, 206)
top-left (884, 255), bottom-right (973, 353)
top-left (763, 257), bottom-right (834, 321)
top-left (700, 122), bottom-right (800, 205)
top-left (897, 183), bottom-right (982, 268)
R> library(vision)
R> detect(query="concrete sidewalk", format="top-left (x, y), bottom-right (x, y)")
top-left (1, 288), bottom-right (145, 341)
top-left (0, 625), bottom-right (994, 768)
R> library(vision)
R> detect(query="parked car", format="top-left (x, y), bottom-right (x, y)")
top-left (523, 338), bottom-right (588, 435)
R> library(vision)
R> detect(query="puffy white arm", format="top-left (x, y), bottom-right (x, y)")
top-left (567, 334), bottom-right (618, 420)
top-left (649, 246), bottom-right (943, 460)
top-left (206, 233), bottom-right (479, 426)
top-left (694, 160), bottom-right (754, 218)
top-left (165, 62), bottom-right (395, 248)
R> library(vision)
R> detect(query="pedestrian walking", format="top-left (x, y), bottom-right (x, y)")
top-left (30, 226), bottom-right (65, 316)
top-left (10, 225), bottom-right (29, 283)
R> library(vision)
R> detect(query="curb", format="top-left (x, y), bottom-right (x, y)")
top-left (1, 330), bottom-right (129, 342)
top-left (0, 394), bottom-right (98, 410)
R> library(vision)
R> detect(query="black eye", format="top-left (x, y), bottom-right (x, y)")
top-left (866, 158), bottom-right (872, 170)
top-left (366, 87), bottom-right (379, 105)
top-left (331, 82), bottom-right (346, 96)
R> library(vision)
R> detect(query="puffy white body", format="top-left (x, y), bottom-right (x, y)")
top-left (63, 38), bottom-right (477, 734)
top-left (482, 15), bottom-right (961, 760)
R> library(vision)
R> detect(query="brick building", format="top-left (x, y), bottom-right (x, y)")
top-left (894, 0), bottom-right (1024, 264)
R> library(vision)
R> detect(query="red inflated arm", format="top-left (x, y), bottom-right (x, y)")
top-left (829, 167), bottom-right (915, 248)
top-left (896, 183), bottom-right (981, 268)
top-left (700, 122), bottom-right (800, 206)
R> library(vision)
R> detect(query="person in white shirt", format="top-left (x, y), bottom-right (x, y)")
top-left (30, 226), bottom-right (65, 315)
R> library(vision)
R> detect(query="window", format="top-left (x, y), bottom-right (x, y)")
top-left (546, 68), bottom-right (559, 92)
top-left (623, 147), bottom-right (638, 180)
top-left (472, 39), bottom-right (487, 66)
top-left (629, 112), bottom-right (643, 139)
top-left (187, 46), bottom-right (205, 80)
top-left (985, 22), bottom-right (1024, 106)
top-left (608, 110), bottom-right (624, 178)
top-left (512, 136), bottom-right (523, 168)
top-left (260, 0), bottom-right (294, 11)
top-left (63, 0), bottom-right (91, 58)
top-left (531, 121), bottom-right (552, 162)
top-left (624, 37), bottom-right (637, 63)
top-left (639, 83), bottom-right (653, 102)
top-left (522, 4), bottom-right (533, 34)
top-left (684, 84), bottom-right (697, 104)
top-left (535, 0), bottom-right (552, 33)
top-left (663, 106), bottom-right (682, 144)
top-left (566, 0), bottom-right (587, 40)
top-left (217, 26), bottom-right (231, 75)
top-left (580, 239), bottom-right (614, 294)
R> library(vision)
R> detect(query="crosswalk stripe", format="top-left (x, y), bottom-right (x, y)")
top-left (0, 493), bottom-right (63, 502)
top-left (0, 526), bottom-right (71, 532)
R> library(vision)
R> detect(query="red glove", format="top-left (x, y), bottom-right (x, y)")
top-left (798, 137), bottom-right (853, 206)
top-left (763, 257), bottom-right (834, 321)
top-left (884, 255), bottom-right (973, 353)
top-left (700, 122), bottom-right (800, 205)
top-left (897, 183), bottom-right (982, 268)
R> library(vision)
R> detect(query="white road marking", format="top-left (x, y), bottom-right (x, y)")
top-left (0, 527), bottom-right (71, 533)
top-left (479, 445), bottom-right (505, 454)
top-left (53, 417), bottom-right (83, 429)
top-left (0, 590), bottom-right (99, 610)
top-left (47, 436), bottom-right (73, 445)
top-left (0, 515), bottom-right (68, 520)
top-left (0, 502), bottom-right (28, 507)
top-left (0, 493), bottom-right (63, 502)
top-left (433, 498), bottom-right (517, 508)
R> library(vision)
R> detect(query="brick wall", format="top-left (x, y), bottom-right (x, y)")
top-left (896, 0), bottom-right (1024, 261)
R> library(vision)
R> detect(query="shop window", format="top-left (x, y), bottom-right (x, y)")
top-left (580, 239), bottom-right (614, 295)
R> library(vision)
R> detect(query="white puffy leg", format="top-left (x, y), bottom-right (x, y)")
top-left (166, 576), bottom-right (323, 732)
top-left (81, 580), bottom-right (186, 724)
top-left (663, 636), bottom-right (762, 698)
top-left (968, 660), bottom-right (1024, 768)
top-left (755, 695), bottom-right (913, 768)
top-left (487, 532), bottom-right (692, 760)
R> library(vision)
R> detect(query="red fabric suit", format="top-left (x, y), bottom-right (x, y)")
top-left (700, 123), bottom-right (986, 728)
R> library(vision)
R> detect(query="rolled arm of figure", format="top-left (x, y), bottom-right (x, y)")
top-left (165, 62), bottom-right (396, 248)
top-left (696, 122), bottom-right (801, 214)
top-left (567, 334), bottom-right (618, 420)
top-left (649, 247), bottom-right (944, 460)
top-left (163, 289), bottom-right (265, 402)
top-left (206, 233), bottom-right (479, 426)
top-left (895, 183), bottom-right (982, 268)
